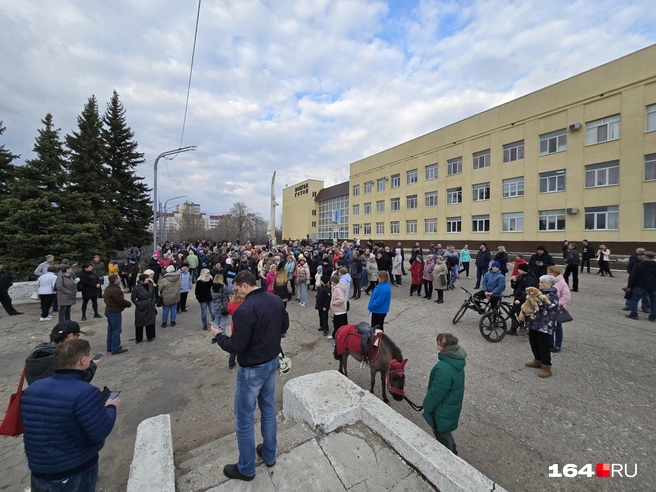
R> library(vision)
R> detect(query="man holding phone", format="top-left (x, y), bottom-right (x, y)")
top-left (21, 339), bottom-right (120, 491)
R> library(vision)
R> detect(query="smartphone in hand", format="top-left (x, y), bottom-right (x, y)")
top-left (92, 353), bottom-right (103, 361)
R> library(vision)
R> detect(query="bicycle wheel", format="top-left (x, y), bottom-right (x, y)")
top-left (452, 302), bottom-right (469, 325)
top-left (479, 311), bottom-right (507, 342)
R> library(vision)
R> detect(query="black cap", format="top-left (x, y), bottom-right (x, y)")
top-left (51, 320), bottom-right (87, 336)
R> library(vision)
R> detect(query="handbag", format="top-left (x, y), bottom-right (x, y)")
top-left (30, 290), bottom-right (39, 301)
top-left (0, 367), bottom-right (26, 436)
top-left (556, 306), bottom-right (573, 323)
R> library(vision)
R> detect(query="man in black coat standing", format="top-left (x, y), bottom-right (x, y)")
top-left (623, 248), bottom-right (649, 313)
top-left (580, 240), bottom-right (593, 273)
top-left (474, 243), bottom-right (491, 290)
top-left (563, 243), bottom-right (580, 292)
top-left (625, 251), bottom-right (656, 321)
top-left (0, 261), bottom-right (22, 316)
top-left (528, 246), bottom-right (555, 278)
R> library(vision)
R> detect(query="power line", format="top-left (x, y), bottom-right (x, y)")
top-left (179, 0), bottom-right (202, 149)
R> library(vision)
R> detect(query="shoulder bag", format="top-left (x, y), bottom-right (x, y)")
top-left (0, 367), bottom-right (26, 436)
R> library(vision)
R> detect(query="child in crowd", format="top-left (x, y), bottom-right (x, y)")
top-left (315, 275), bottom-right (332, 338)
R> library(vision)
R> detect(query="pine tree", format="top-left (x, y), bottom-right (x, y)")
top-left (0, 121), bottom-right (19, 197)
top-left (102, 90), bottom-right (152, 250)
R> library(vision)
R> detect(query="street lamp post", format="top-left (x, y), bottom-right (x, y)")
top-left (162, 195), bottom-right (187, 243)
top-left (153, 146), bottom-right (196, 252)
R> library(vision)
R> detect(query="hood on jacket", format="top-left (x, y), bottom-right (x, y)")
top-left (438, 344), bottom-right (467, 370)
top-left (425, 255), bottom-right (434, 263)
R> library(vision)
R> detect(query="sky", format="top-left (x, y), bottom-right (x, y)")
top-left (1, 0), bottom-right (655, 218)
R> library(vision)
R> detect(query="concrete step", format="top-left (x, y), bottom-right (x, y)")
top-left (176, 419), bottom-right (314, 492)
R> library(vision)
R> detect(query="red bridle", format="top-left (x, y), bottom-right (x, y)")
top-left (386, 358), bottom-right (408, 396)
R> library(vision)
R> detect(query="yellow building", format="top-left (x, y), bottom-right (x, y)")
top-left (284, 44), bottom-right (656, 252)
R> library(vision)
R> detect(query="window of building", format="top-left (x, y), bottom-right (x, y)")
top-left (648, 104), bottom-right (656, 132)
top-left (377, 178), bottom-right (385, 192)
top-left (447, 157), bottom-right (462, 176)
top-left (376, 200), bottom-right (385, 213)
top-left (353, 224), bottom-right (360, 235)
top-left (585, 161), bottom-right (619, 188)
top-left (503, 177), bottom-right (524, 198)
top-left (539, 170), bottom-right (566, 193)
top-left (317, 193), bottom-right (349, 240)
top-left (352, 204), bottom-right (359, 216)
top-left (472, 215), bottom-right (490, 233)
top-left (447, 187), bottom-right (462, 204)
top-left (376, 222), bottom-right (384, 235)
top-left (407, 195), bottom-right (418, 209)
top-left (425, 164), bottom-right (438, 181)
top-left (364, 202), bottom-right (371, 215)
top-left (312, 209), bottom-right (317, 216)
top-left (472, 182), bottom-right (490, 201)
top-left (312, 191), bottom-right (317, 197)
top-left (406, 220), bottom-right (417, 234)
top-left (538, 209), bottom-right (566, 231)
top-left (390, 197), bottom-right (400, 211)
top-left (586, 114), bottom-right (620, 145)
top-left (391, 173), bottom-right (400, 188)
top-left (503, 140), bottom-right (524, 162)
top-left (585, 206), bottom-right (619, 231)
top-left (425, 218), bottom-right (437, 234)
top-left (364, 223), bottom-right (371, 235)
top-left (425, 191), bottom-right (438, 207)
top-left (502, 212), bottom-right (523, 232)
top-left (645, 203), bottom-right (656, 229)
top-left (473, 149), bottom-right (490, 170)
top-left (446, 217), bottom-right (462, 233)
top-left (539, 129), bottom-right (566, 155)
top-left (311, 221), bottom-right (316, 228)
top-left (407, 169), bottom-right (418, 185)
top-left (391, 221), bottom-right (400, 234)
top-left (352, 185), bottom-right (360, 196)
top-left (364, 181), bottom-right (372, 194)
top-left (646, 153), bottom-right (656, 181)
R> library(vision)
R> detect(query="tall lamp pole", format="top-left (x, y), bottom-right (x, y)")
top-left (153, 146), bottom-right (196, 252)
top-left (162, 195), bottom-right (187, 243)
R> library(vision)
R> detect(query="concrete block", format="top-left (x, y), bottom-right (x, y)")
top-left (270, 439), bottom-right (346, 491)
top-left (318, 432), bottom-right (377, 488)
top-left (127, 414), bottom-right (175, 492)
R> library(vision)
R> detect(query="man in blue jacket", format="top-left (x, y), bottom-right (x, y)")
top-left (474, 261), bottom-right (505, 308)
top-left (473, 243), bottom-right (491, 289)
top-left (21, 339), bottom-right (119, 491)
top-left (367, 271), bottom-right (392, 329)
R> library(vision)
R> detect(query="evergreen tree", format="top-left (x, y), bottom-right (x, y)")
top-left (0, 121), bottom-right (19, 197)
top-left (102, 90), bottom-right (152, 250)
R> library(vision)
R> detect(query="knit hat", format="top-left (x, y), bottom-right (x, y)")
top-left (516, 253), bottom-right (524, 258)
top-left (298, 254), bottom-right (305, 260)
top-left (491, 261), bottom-right (501, 269)
top-left (416, 255), bottom-right (423, 261)
top-left (436, 255), bottom-right (443, 261)
top-left (517, 263), bottom-right (530, 272)
top-left (644, 251), bottom-right (656, 258)
top-left (143, 269), bottom-right (155, 276)
top-left (166, 265), bottom-right (175, 273)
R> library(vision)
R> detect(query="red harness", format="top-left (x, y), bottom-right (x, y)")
top-left (386, 358), bottom-right (408, 397)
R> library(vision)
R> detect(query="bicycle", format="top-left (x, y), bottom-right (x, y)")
top-left (452, 287), bottom-right (494, 325)
top-left (478, 296), bottom-right (520, 342)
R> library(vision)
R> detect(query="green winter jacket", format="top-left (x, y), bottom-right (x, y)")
top-left (422, 344), bottom-right (467, 433)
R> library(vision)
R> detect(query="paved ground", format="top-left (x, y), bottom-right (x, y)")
top-left (0, 268), bottom-right (654, 491)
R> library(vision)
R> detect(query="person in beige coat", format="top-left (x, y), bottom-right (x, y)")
top-left (158, 265), bottom-right (181, 328)
top-left (55, 265), bottom-right (77, 323)
top-left (432, 256), bottom-right (448, 304)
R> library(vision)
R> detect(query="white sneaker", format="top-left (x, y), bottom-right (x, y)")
top-left (40, 317), bottom-right (50, 321)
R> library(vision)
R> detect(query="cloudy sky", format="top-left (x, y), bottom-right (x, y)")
top-left (1, 0), bottom-right (655, 217)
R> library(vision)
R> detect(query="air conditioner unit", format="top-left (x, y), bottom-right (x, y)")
top-left (566, 207), bottom-right (578, 214)
top-left (568, 123), bottom-right (581, 131)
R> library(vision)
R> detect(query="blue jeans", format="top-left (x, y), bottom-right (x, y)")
top-left (105, 312), bottom-right (123, 352)
top-left (628, 288), bottom-right (656, 318)
top-left (624, 291), bottom-right (651, 311)
top-left (235, 357), bottom-right (279, 476)
top-left (448, 266), bottom-right (459, 288)
top-left (299, 282), bottom-right (308, 305)
top-left (31, 461), bottom-right (98, 492)
top-left (551, 322), bottom-right (563, 348)
top-left (162, 304), bottom-right (177, 323)
top-left (199, 301), bottom-right (215, 326)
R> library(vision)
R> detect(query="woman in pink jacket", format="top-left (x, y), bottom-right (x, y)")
top-left (548, 266), bottom-right (570, 353)
top-left (265, 264), bottom-right (278, 293)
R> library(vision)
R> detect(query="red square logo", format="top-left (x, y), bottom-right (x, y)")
top-left (596, 463), bottom-right (610, 478)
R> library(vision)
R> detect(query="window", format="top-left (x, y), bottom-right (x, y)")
top-left (312, 191), bottom-right (317, 197)
top-left (364, 202), bottom-right (371, 215)
top-left (502, 212), bottom-right (524, 232)
top-left (364, 223), bottom-right (371, 235)
top-left (377, 178), bottom-right (385, 192)
top-left (473, 149), bottom-right (490, 170)
top-left (539, 170), bottom-right (566, 193)
top-left (472, 215), bottom-right (490, 233)
top-left (390, 221), bottom-right (400, 234)
top-left (648, 104), bottom-right (656, 132)
top-left (353, 224), bottom-right (360, 235)
top-left (312, 209), bottom-right (317, 216)
top-left (391, 173), bottom-right (400, 188)
top-left (539, 209), bottom-right (566, 231)
top-left (407, 195), bottom-right (418, 209)
top-left (425, 218), bottom-right (437, 234)
top-left (425, 191), bottom-right (438, 207)
top-left (447, 187), bottom-right (462, 204)
top-left (585, 206), bottom-right (619, 231)
top-left (472, 182), bottom-right (490, 201)
top-left (447, 157), bottom-right (462, 176)
top-left (586, 115), bottom-right (620, 145)
top-left (390, 197), bottom-right (400, 211)
top-left (503, 177), bottom-right (524, 198)
top-left (311, 221), bottom-right (316, 228)
top-left (425, 164), bottom-right (438, 181)
top-left (376, 222), bottom-right (384, 235)
top-left (376, 200), bottom-right (385, 213)
top-left (446, 217), bottom-right (462, 233)
top-left (585, 161), bottom-right (619, 188)
top-left (646, 153), bottom-right (656, 181)
top-left (406, 220), bottom-right (417, 234)
top-left (540, 129), bottom-right (566, 155)
top-left (352, 185), bottom-right (360, 196)
top-left (364, 181), bottom-right (372, 194)
top-left (503, 140), bottom-right (524, 162)
top-left (645, 203), bottom-right (656, 229)
top-left (352, 204), bottom-right (360, 216)
top-left (407, 169), bottom-right (418, 184)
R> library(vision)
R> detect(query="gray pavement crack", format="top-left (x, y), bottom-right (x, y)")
top-left (317, 437), bottom-right (348, 491)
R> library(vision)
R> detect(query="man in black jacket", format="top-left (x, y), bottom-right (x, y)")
top-left (474, 243), bottom-right (491, 289)
top-left (0, 261), bottom-right (22, 316)
top-left (625, 251), bottom-right (655, 320)
top-left (563, 243), bottom-right (580, 292)
top-left (210, 271), bottom-right (289, 481)
top-left (580, 240), bottom-right (593, 273)
top-left (528, 245), bottom-right (555, 278)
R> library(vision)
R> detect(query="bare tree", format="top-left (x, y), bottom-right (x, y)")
top-left (229, 201), bottom-right (255, 243)
top-left (176, 213), bottom-right (206, 241)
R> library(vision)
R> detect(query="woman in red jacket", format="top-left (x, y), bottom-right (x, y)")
top-left (410, 255), bottom-right (425, 296)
